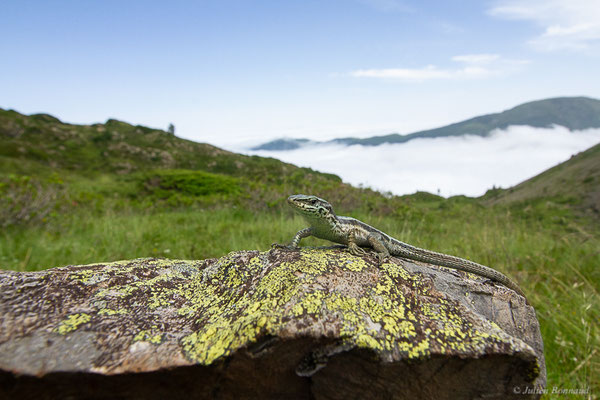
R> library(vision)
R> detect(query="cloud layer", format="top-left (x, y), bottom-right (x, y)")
top-left (242, 126), bottom-right (600, 197)
top-left (489, 0), bottom-right (600, 51)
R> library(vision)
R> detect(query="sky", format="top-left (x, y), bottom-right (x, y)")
top-left (2, 0), bottom-right (600, 147)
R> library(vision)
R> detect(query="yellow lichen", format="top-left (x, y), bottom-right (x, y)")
top-left (55, 313), bottom-right (91, 335)
top-left (133, 330), bottom-right (163, 344)
top-left (356, 333), bottom-right (383, 350)
top-left (178, 247), bottom-right (497, 364)
top-left (98, 308), bottom-right (128, 316)
top-left (408, 338), bottom-right (431, 358)
top-left (64, 251), bottom-right (531, 368)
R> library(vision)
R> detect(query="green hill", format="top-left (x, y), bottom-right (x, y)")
top-left (484, 142), bottom-right (600, 217)
top-left (0, 108), bottom-right (334, 182)
top-left (0, 108), bottom-right (359, 208)
top-left (254, 97), bottom-right (600, 150)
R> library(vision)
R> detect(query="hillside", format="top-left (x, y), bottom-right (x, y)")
top-left (0, 108), bottom-right (339, 183)
top-left (253, 96), bottom-right (600, 150)
top-left (0, 108), bottom-right (364, 207)
top-left (484, 142), bottom-right (600, 216)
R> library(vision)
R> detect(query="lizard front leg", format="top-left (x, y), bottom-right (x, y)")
top-left (346, 228), bottom-right (367, 257)
top-left (272, 227), bottom-right (313, 249)
top-left (368, 234), bottom-right (391, 264)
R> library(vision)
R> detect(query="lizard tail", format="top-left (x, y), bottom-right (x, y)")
top-left (392, 241), bottom-right (527, 299)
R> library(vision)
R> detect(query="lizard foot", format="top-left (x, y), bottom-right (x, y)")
top-left (271, 243), bottom-right (298, 250)
top-left (346, 243), bottom-right (367, 257)
top-left (374, 251), bottom-right (391, 264)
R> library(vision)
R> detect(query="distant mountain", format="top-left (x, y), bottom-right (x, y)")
top-left (253, 138), bottom-right (315, 151)
top-left (252, 97), bottom-right (600, 150)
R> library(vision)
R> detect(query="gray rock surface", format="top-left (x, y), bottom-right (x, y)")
top-left (0, 248), bottom-right (545, 399)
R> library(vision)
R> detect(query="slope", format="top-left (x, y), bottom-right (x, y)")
top-left (484, 142), bottom-right (600, 216)
top-left (0, 108), bottom-right (357, 203)
top-left (0, 108), bottom-right (338, 184)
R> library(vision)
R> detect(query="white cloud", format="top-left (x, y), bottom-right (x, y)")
top-left (243, 127), bottom-right (600, 197)
top-left (349, 54), bottom-right (526, 82)
top-left (489, 0), bottom-right (600, 51)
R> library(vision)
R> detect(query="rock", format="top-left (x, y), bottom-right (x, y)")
top-left (0, 248), bottom-right (545, 399)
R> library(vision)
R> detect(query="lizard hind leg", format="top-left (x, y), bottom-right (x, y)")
top-left (368, 234), bottom-right (391, 264)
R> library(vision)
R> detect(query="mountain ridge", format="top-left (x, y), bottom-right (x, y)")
top-left (253, 96), bottom-right (600, 150)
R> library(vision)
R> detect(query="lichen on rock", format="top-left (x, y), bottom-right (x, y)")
top-left (54, 313), bottom-right (92, 335)
top-left (0, 248), bottom-right (545, 399)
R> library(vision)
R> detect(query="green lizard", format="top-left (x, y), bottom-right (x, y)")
top-left (275, 194), bottom-right (526, 300)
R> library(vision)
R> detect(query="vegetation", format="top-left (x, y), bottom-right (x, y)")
top-left (0, 107), bottom-right (598, 397)
top-left (484, 142), bottom-right (600, 216)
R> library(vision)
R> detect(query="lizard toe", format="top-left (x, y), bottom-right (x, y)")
top-left (347, 244), bottom-right (367, 257)
top-left (375, 252), bottom-right (390, 264)
top-left (271, 243), bottom-right (296, 250)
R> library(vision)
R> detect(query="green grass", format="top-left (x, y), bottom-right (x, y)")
top-left (0, 194), bottom-right (597, 397)
top-left (0, 208), bottom-right (282, 269)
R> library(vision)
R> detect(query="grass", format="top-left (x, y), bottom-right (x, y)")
top-left (1, 208), bottom-right (285, 269)
top-left (0, 191), bottom-right (597, 397)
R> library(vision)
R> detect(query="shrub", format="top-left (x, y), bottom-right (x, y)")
top-left (0, 175), bottom-right (63, 227)
top-left (141, 169), bottom-right (240, 198)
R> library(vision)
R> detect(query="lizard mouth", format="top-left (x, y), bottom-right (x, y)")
top-left (287, 194), bottom-right (304, 206)
top-left (287, 195), bottom-right (312, 214)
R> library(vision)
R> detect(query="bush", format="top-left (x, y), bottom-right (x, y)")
top-left (141, 169), bottom-right (240, 198)
top-left (0, 175), bottom-right (63, 227)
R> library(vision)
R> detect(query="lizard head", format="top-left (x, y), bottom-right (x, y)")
top-left (287, 194), bottom-right (336, 220)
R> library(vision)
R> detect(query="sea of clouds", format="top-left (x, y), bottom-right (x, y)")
top-left (234, 125), bottom-right (600, 197)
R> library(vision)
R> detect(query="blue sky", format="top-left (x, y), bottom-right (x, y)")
top-left (2, 0), bottom-right (600, 146)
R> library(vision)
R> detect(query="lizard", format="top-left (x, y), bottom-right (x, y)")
top-left (274, 194), bottom-right (526, 300)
